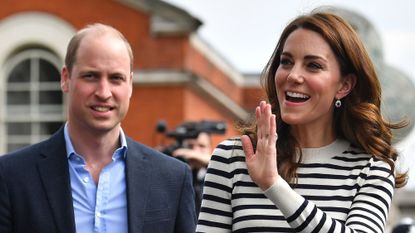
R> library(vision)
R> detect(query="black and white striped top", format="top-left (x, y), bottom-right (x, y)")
top-left (197, 138), bottom-right (395, 233)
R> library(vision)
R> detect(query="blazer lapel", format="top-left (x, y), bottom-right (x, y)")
top-left (125, 138), bottom-right (152, 233)
top-left (37, 129), bottom-right (75, 233)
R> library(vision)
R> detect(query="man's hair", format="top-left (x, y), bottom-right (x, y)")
top-left (64, 23), bottom-right (134, 73)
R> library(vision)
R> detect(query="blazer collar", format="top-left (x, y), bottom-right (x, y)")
top-left (36, 130), bottom-right (151, 233)
top-left (37, 127), bottom-right (76, 233)
top-left (125, 137), bottom-right (152, 233)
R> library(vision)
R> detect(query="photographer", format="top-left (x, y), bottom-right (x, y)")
top-left (156, 120), bottom-right (225, 213)
top-left (172, 132), bottom-right (212, 169)
top-left (173, 131), bottom-right (212, 213)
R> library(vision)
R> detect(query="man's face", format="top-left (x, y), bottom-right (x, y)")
top-left (184, 132), bottom-right (212, 155)
top-left (61, 33), bottom-right (133, 134)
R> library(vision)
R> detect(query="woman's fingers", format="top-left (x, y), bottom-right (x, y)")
top-left (257, 101), bottom-right (274, 141)
top-left (241, 135), bottom-right (254, 160)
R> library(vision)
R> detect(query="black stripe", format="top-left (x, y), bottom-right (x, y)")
top-left (233, 214), bottom-right (286, 224)
top-left (328, 220), bottom-right (336, 232)
top-left (202, 193), bottom-right (231, 205)
top-left (347, 220), bottom-right (377, 233)
top-left (333, 156), bottom-right (370, 162)
top-left (351, 206), bottom-right (385, 226)
top-left (287, 200), bottom-right (308, 222)
top-left (321, 206), bottom-right (350, 214)
top-left (356, 192), bottom-right (389, 212)
top-left (297, 173), bottom-right (361, 180)
top-left (340, 222), bottom-right (346, 233)
top-left (311, 212), bottom-right (327, 233)
top-left (234, 180), bottom-right (258, 187)
top-left (348, 213), bottom-right (383, 232)
top-left (295, 205), bottom-right (317, 232)
top-left (366, 175), bottom-right (394, 188)
top-left (353, 199), bottom-right (386, 220)
top-left (216, 144), bottom-right (243, 150)
top-left (361, 183), bottom-right (393, 199)
top-left (300, 163), bottom-right (366, 171)
top-left (203, 181), bottom-right (232, 193)
top-left (232, 204), bottom-right (278, 212)
top-left (210, 154), bottom-right (245, 164)
top-left (232, 193), bottom-right (266, 199)
top-left (370, 165), bottom-right (392, 173)
top-left (199, 206), bottom-right (232, 217)
top-left (233, 227), bottom-right (294, 233)
top-left (295, 183), bottom-right (360, 191)
top-left (342, 150), bottom-right (366, 155)
top-left (207, 167), bottom-right (233, 179)
top-left (197, 219), bottom-right (231, 230)
top-left (303, 195), bottom-right (354, 202)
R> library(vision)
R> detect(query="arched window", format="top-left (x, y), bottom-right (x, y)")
top-left (5, 49), bottom-right (64, 152)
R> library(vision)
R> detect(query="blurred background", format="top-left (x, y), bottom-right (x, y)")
top-left (0, 0), bottom-right (413, 231)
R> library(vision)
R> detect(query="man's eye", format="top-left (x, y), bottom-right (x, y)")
top-left (83, 74), bottom-right (95, 79)
top-left (111, 76), bottom-right (125, 81)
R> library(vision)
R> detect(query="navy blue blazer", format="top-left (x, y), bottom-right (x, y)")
top-left (0, 127), bottom-right (196, 233)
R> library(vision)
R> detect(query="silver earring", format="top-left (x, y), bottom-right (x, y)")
top-left (335, 99), bottom-right (342, 108)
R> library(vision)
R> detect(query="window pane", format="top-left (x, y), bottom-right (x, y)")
top-left (40, 122), bottom-right (63, 135)
top-left (6, 105), bottom-right (30, 115)
top-left (39, 58), bottom-right (60, 82)
top-left (7, 122), bottom-right (31, 135)
top-left (40, 90), bottom-right (63, 104)
top-left (7, 91), bottom-right (30, 105)
top-left (8, 60), bottom-right (30, 83)
top-left (38, 105), bottom-right (64, 114)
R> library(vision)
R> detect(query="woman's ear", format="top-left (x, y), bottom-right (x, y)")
top-left (336, 74), bottom-right (356, 99)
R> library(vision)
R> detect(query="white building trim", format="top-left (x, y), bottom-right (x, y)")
top-left (0, 12), bottom-right (75, 153)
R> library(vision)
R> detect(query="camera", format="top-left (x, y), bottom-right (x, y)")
top-left (156, 120), bottom-right (226, 157)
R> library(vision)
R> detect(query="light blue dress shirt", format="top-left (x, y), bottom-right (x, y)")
top-left (64, 124), bottom-right (128, 233)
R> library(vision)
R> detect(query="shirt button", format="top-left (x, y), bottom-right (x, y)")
top-left (83, 177), bottom-right (89, 183)
top-left (96, 212), bottom-right (101, 218)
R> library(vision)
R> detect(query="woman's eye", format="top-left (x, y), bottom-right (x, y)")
top-left (280, 58), bottom-right (292, 66)
top-left (308, 62), bottom-right (322, 70)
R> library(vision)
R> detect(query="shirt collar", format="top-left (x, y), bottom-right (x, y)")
top-left (64, 122), bottom-right (128, 160)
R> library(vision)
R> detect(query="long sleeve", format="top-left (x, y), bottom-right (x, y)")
top-left (196, 138), bottom-right (395, 233)
top-left (264, 158), bottom-right (394, 233)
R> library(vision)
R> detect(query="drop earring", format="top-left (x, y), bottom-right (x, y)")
top-left (335, 99), bottom-right (342, 108)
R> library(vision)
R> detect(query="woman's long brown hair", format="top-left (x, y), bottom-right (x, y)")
top-left (240, 11), bottom-right (407, 188)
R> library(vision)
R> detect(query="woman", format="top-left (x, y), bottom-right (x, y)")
top-left (196, 10), bottom-right (407, 233)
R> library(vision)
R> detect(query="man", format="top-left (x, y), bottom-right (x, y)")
top-left (172, 132), bottom-right (212, 213)
top-left (0, 23), bottom-right (196, 233)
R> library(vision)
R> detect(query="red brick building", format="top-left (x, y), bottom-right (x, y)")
top-left (0, 0), bottom-right (263, 153)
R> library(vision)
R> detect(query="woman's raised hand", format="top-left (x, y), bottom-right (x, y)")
top-left (241, 101), bottom-right (279, 190)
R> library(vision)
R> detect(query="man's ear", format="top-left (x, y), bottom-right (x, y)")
top-left (61, 66), bottom-right (70, 93)
top-left (128, 71), bottom-right (133, 98)
top-left (336, 73), bottom-right (356, 99)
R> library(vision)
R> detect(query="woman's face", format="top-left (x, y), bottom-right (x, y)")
top-left (275, 28), bottom-right (346, 131)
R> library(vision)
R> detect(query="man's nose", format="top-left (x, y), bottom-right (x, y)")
top-left (95, 79), bottom-right (112, 99)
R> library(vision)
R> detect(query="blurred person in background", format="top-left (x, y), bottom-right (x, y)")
top-left (392, 218), bottom-right (415, 233)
